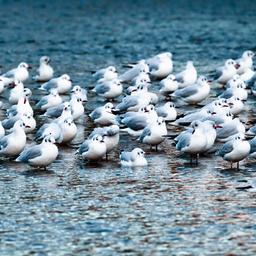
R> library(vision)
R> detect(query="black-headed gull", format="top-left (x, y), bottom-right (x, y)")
top-left (175, 61), bottom-right (197, 88)
top-left (34, 56), bottom-right (54, 82)
top-left (89, 102), bottom-right (117, 126)
top-left (77, 134), bottom-right (107, 161)
top-left (16, 135), bottom-right (58, 168)
top-left (120, 148), bottom-right (147, 167)
top-left (92, 66), bottom-right (118, 82)
top-left (139, 117), bottom-right (167, 150)
top-left (0, 120), bottom-right (27, 157)
top-left (156, 102), bottom-right (177, 122)
top-left (40, 74), bottom-right (72, 94)
top-left (36, 88), bottom-right (62, 111)
top-left (217, 134), bottom-right (250, 169)
top-left (236, 50), bottom-right (255, 75)
top-left (159, 74), bottom-right (179, 95)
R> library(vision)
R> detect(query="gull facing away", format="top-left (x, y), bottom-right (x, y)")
top-left (34, 56), bottom-right (54, 82)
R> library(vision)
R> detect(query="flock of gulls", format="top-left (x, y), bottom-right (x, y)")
top-left (0, 50), bottom-right (256, 169)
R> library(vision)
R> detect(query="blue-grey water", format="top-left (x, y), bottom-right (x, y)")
top-left (1, 0), bottom-right (256, 255)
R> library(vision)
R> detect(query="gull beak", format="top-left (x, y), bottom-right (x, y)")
top-left (25, 125), bottom-right (31, 128)
top-left (211, 112), bottom-right (216, 115)
top-left (223, 104), bottom-right (229, 107)
top-left (235, 63), bottom-right (240, 69)
top-left (9, 82), bottom-right (16, 88)
top-left (27, 65), bottom-right (32, 70)
top-left (228, 102), bottom-right (234, 106)
top-left (214, 124), bottom-right (222, 129)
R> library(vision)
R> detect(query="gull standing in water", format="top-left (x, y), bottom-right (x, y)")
top-left (120, 148), bottom-right (147, 167)
top-left (16, 135), bottom-right (58, 169)
top-left (34, 56), bottom-right (54, 82)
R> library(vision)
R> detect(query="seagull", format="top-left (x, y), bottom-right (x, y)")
top-left (226, 96), bottom-right (245, 115)
top-left (0, 120), bottom-right (27, 157)
top-left (16, 135), bottom-right (58, 168)
top-left (34, 56), bottom-right (54, 82)
top-left (236, 50), bottom-right (255, 75)
top-left (131, 72), bottom-right (151, 86)
top-left (217, 133), bottom-right (250, 169)
top-left (58, 117), bottom-right (77, 144)
top-left (213, 59), bottom-right (239, 84)
top-left (40, 74), bottom-right (72, 94)
top-left (2, 62), bottom-right (31, 84)
top-left (36, 121), bottom-right (63, 143)
top-left (44, 101), bottom-right (71, 120)
top-left (92, 78), bottom-right (123, 100)
top-left (36, 88), bottom-right (62, 111)
top-left (89, 102), bottom-right (117, 126)
top-left (176, 120), bottom-right (207, 164)
top-left (120, 148), bottom-right (147, 167)
top-left (219, 82), bottom-right (248, 100)
top-left (92, 66), bottom-right (118, 82)
top-left (139, 117), bottom-right (167, 150)
top-left (171, 76), bottom-right (210, 104)
top-left (119, 60), bottom-right (149, 83)
top-left (70, 85), bottom-right (88, 103)
top-left (114, 85), bottom-right (152, 113)
top-left (156, 102), bottom-right (177, 122)
top-left (7, 88), bottom-right (33, 117)
top-left (8, 80), bottom-right (25, 104)
top-left (70, 95), bottom-right (84, 121)
top-left (77, 134), bottom-right (107, 161)
top-left (159, 74), bottom-right (179, 96)
top-left (89, 125), bottom-right (119, 159)
top-left (175, 61), bottom-right (197, 88)
top-left (146, 52), bottom-right (173, 79)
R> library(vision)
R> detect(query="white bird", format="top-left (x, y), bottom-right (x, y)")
top-left (172, 76), bottom-right (210, 104)
top-left (236, 50), bottom-right (255, 75)
top-left (44, 101), bottom-right (71, 120)
top-left (40, 74), bottom-right (72, 94)
top-left (159, 74), bottom-right (179, 95)
top-left (119, 60), bottom-right (149, 83)
top-left (89, 102), bottom-right (117, 126)
top-left (36, 122), bottom-right (63, 143)
top-left (175, 61), bottom-right (197, 88)
top-left (92, 66), bottom-right (118, 82)
top-left (36, 88), bottom-right (62, 111)
top-left (213, 59), bottom-right (239, 84)
top-left (58, 117), bottom-right (77, 143)
top-left (89, 125), bottom-right (119, 159)
top-left (218, 133), bottom-right (250, 169)
top-left (34, 56), bottom-right (54, 82)
top-left (77, 134), bottom-right (107, 161)
top-left (156, 102), bottom-right (177, 122)
top-left (176, 120), bottom-right (207, 164)
top-left (0, 120), bottom-right (27, 157)
top-left (3, 62), bottom-right (31, 84)
top-left (219, 82), bottom-right (248, 101)
top-left (227, 96), bottom-right (245, 115)
top-left (139, 117), bottom-right (167, 150)
top-left (8, 80), bottom-right (25, 104)
top-left (146, 52), bottom-right (173, 79)
top-left (120, 148), bottom-right (147, 167)
top-left (16, 135), bottom-right (58, 168)
top-left (71, 85), bottom-right (88, 103)
top-left (92, 78), bottom-right (123, 100)
top-left (70, 95), bottom-right (84, 121)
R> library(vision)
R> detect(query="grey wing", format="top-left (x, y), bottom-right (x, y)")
top-left (176, 132), bottom-right (191, 151)
top-left (89, 127), bottom-right (104, 138)
top-left (78, 141), bottom-right (89, 154)
top-left (249, 138), bottom-right (256, 154)
top-left (156, 108), bottom-right (168, 118)
top-left (140, 127), bottom-right (151, 141)
top-left (90, 109), bottom-right (102, 121)
top-left (123, 116), bottom-right (147, 131)
top-left (248, 126), bottom-right (256, 135)
top-left (0, 137), bottom-right (8, 151)
top-left (36, 98), bottom-right (48, 108)
top-left (219, 89), bottom-right (233, 99)
top-left (120, 151), bottom-right (132, 162)
top-left (174, 86), bottom-right (198, 98)
top-left (3, 69), bottom-right (15, 78)
top-left (212, 68), bottom-right (223, 80)
top-left (116, 96), bottom-right (138, 112)
top-left (175, 71), bottom-right (184, 83)
top-left (45, 104), bottom-right (64, 117)
top-left (36, 123), bottom-right (49, 139)
top-left (217, 125), bottom-right (238, 139)
top-left (218, 141), bottom-right (234, 157)
top-left (17, 146), bottom-right (42, 163)
top-left (2, 118), bottom-right (17, 129)
top-left (94, 83), bottom-right (110, 95)
top-left (42, 80), bottom-right (57, 91)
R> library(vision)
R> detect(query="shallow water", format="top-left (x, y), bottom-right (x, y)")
top-left (1, 0), bottom-right (256, 255)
